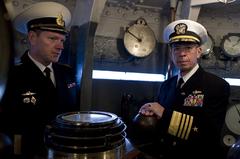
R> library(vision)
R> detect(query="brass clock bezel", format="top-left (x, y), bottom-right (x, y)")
top-left (123, 18), bottom-right (156, 58)
top-left (225, 103), bottom-right (240, 135)
top-left (220, 33), bottom-right (240, 58)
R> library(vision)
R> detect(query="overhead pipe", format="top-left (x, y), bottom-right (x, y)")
top-left (166, 0), bottom-right (180, 79)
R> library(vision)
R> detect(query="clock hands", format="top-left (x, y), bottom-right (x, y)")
top-left (221, 34), bottom-right (240, 57)
top-left (234, 105), bottom-right (240, 123)
top-left (126, 28), bottom-right (142, 42)
top-left (232, 38), bottom-right (240, 47)
top-left (123, 18), bottom-right (156, 57)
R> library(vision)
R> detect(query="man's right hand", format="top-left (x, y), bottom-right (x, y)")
top-left (139, 102), bottom-right (165, 119)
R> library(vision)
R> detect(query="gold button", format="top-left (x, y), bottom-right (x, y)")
top-left (172, 141), bottom-right (177, 146)
top-left (160, 138), bottom-right (164, 142)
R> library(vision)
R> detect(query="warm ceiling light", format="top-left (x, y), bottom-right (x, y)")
top-left (218, 0), bottom-right (236, 3)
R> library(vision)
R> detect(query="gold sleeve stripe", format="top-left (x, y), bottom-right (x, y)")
top-left (168, 111), bottom-right (194, 140)
top-left (177, 113), bottom-right (186, 138)
top-left (185, 116), bottom-right (193, 140)
top-left (181, 115), bottom-right (189, 139)
top-left (168, 111), bottom-right (182, 136)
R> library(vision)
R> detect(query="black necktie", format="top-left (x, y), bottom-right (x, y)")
top-left (44, 67), bottom-right (55, 88)
top-left (176, 78), bottom-right (184, 90)
top-left (44, 67), bottom-right (51, 79)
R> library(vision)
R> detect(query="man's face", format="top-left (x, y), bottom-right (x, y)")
top-left (28, 30), bottom-right (66, 66)
top-left (170, 42), bottom-right (202, 74)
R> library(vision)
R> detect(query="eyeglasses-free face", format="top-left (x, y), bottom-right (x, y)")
top-left (169, 43), bottom-right (202, 75)
top-left (170, 43), bottom-right (200, 53)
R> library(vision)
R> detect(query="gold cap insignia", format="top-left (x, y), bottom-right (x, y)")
top-left (175, 23), bottom-right (187, 35)
top-left (56, 14), bottom-right (65, 27)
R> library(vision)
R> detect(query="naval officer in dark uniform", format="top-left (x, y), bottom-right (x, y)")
top-left (138, 19), bottom-right (230, 159)
top-left (0, 2), bottom-right (79, 158)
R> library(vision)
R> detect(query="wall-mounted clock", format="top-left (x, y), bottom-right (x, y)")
top-left (123, 17), bottom-right (156, 57)
top-left (225, 103), bottom-right (240, 136)
top-left (221, 102), bottom-right (240, 147)
top-left (201, 32), bottom-right (214, 57)
top-left (220, 33), bottom-right (240, 58)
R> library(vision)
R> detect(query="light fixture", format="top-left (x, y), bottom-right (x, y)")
top-left (92, 70), bottom-right (165, 82)
top-left (92, 70), bottom-right (240, 86)
top-left (218, 0), bottom-right (236, 4)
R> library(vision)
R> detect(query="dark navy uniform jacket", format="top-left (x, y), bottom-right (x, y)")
top-left (0, 52), bottom-right (79, 157)
top-left (154, 66), bottom-right (230, 159)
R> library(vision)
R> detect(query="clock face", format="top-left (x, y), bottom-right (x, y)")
top-left (123, 18), bottom-right (156, 57)
top-left (221, 34), bottom-right (240, 57)
top-left (225, 103), bottom-right (240, 135)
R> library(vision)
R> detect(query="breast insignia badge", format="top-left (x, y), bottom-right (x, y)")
top-left (22, 91), bottom-right (37, 105)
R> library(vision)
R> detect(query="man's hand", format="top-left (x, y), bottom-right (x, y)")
top-left (139, 102), bottom-right (165, 119)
